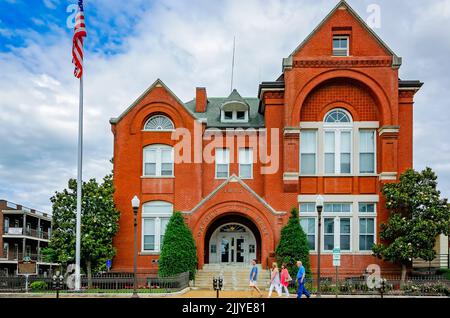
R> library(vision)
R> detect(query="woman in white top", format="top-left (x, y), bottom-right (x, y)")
top-left (268, 262), bottom-right (282, 297)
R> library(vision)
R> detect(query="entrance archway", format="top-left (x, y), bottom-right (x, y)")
top-left (204, 214), bottom-right (261, 265)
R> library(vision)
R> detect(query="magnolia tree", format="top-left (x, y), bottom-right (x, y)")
top-left (43, 174), bottom-right (120, 288)
top-left (373, 168), bottom-right (450, 283)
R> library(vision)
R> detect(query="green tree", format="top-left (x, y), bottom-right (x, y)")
top-left (158, 212), bottom-right (197, 280)
top-left (275, 207), bottom-right (311, 279)
top-left (373, 168), bottom-right (450, 283)
top-left (42, 174), bottom-right (120, 288)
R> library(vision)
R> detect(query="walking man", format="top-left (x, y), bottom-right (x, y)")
top-left (296, 261), bottom-right (311, 299)
top-left (249, 259), bottom-right (262, 297)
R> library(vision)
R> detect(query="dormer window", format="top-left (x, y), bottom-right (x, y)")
top-left (220, 89), bottom-right (250, 123)
top-left (221, 109), bottom-right (249, 123)
top-left (224, 111), bottom-right (233, 120)
top-left (332, 36), bottom-right (349, 56)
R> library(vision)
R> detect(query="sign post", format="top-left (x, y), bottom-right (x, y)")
top-left (18, 259), bottom-right (37, 293)
top-left (332, 247), bottom-right (341, 298)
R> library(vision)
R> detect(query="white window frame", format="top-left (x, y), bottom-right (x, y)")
top-left (238, 148), bottom-right (253, 179)
top-left (215, 148), bottom-right (230, 179)
top-left (143, 115), bottom-right (175, 131)
top-left (300, 130), bottom-right (318, 175)
top-left (300, 217), bottom-right (317, 251)
top-left (143, 144), bottom-right (174, 177)
top-left (323, 109), bottom-right (353, 175)
top-left (359, 129), bottom-right (377, 174)
top-left (358, 217), bottom-right (377, 251)
top-left (220, 110), bottom-right (249, 123)
top-left (141, 201), bottom-right (173, 254)
top-left (332, 36), bottom-right (349, 56)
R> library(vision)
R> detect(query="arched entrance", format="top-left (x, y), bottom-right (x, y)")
top-left (204, 214), bottom-right (261, 265)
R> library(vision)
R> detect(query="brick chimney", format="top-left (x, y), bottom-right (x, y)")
top-left (195, 87), bottom-right (208, 112)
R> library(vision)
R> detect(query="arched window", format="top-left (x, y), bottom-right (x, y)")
top-left (323, 109), bottom-right (353, 174)
top-left (144, 115), bottom-right (174, 131)
top-left (142, 201), bottom-right (173, 252)
top-left (324, 109), bottom-right (352, 123)
top-left (143, 144), bottom-right (174, 177)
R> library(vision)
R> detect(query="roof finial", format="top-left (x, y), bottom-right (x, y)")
top-left (230, 36), bottom-right (236, 93)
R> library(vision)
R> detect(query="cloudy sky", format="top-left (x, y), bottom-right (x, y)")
top-left (0, 0), bottom-right (449, 212)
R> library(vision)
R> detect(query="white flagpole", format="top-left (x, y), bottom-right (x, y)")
top-left (74, 75), bottom-right (83, 291)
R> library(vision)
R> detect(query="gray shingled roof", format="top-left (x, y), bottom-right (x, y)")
top-left (184, 92), bottom-right (264, 128)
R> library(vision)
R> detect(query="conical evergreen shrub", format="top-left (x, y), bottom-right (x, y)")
top-left (275, 207), bottom-right (311, 278)
top-left (158, 212), bottom-right (197, 280)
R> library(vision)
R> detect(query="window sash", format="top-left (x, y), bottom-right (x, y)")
top-left (324, 218), bottom-right (335, 251)
top-left (359, 218), bottom-right (375, 250)
top-left (339, 218), bottom-right (351, 251)
top-left (332, 37), bottom-right (349, 56)
top-left (324, 129), bottom-right (352, 174)
top-left (301, 130), bottom-right (317, 174)
top-left (143, 146), bottom-right (174, 177)
top-left (359, 203), bottom-right (376, 213)
top-left (359, 130), bottom-right (376, 173)
top-left (300, 218), bottom-right (316, 250)
top-left (324, 203), bottom-right (352, 213)
top-left (216, 149), bottom-right (229, 178)
top-left (239, 148), bottom-right (253, 179)
top-left (300, 203), bottom-right (316, 213)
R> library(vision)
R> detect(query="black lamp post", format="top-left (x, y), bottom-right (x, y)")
top-left (316, 194), bottom-right (324, 298)
top-left (131, 195), bottom-right (140, 298)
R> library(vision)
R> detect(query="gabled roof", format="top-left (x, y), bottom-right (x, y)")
top-left (109, 78), bottom-right (196, 124)
top-left (285, 0), bottom-right (402, 68)
top-left (184, 174), bottom-right (286, 215)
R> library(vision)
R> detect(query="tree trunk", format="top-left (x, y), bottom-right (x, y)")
top-left (400, 264), bottom-right (407, 286)
top-left (87, 260), bottom-right (92, 289)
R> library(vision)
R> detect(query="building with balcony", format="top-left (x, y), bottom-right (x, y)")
top-left (0, 199), bottom-right (58, 276)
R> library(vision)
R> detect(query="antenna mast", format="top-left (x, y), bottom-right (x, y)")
top-left (230, 36), bottom-right (235, 93)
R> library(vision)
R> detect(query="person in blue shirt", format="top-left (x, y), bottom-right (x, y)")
top-left (296, 261), bottom-right (311, 299)
top-left (249, 259), bottom-right (262, 297)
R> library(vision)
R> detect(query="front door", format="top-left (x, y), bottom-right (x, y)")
top-left (221, 238), bottom-right (230, 263)
top-left (220, 234), bottom-right (246, 264)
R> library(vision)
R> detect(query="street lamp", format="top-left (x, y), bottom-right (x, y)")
top-left (315, 194), bottom-right (324, 298)
top-left (131, 195), bottom-right (140, 298)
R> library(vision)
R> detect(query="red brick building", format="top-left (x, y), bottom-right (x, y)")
top-left (110, 1), bottom-right (422, 276)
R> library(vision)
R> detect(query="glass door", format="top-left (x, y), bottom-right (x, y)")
top-left (221, 238), bottom-right (230, 263)
top-left (236, 238), bottom-right (245, 263)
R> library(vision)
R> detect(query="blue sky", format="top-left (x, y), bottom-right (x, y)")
top-left (0, 0), bottom-right (450, 212)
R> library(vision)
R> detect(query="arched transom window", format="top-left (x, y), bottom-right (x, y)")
top-left (324, 109), bottom-right (352, 123)
top-left (144, 115), bottom-right (174, 131)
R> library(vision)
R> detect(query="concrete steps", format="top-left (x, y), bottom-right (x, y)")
top-left (194, 264), bottom-right (270, 291)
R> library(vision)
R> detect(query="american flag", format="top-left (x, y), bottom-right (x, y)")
top-left (72, 0), bottom-right (87, 78)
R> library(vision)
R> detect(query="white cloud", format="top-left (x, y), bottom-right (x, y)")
top-left (0, 0), bottom-right (450, 211)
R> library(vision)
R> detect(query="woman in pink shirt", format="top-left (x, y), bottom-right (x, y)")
top-left (280, 263), bottom-right (291, 297)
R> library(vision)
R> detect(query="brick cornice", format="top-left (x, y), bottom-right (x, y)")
top-left (293, 58), bottom-right (392, 68)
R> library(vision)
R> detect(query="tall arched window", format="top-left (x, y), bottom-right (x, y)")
top-left (143, 144), bottom-right (174, 177)
top-left (144, 115), bottom-right (174, 131)
top-left (142, 201), bottom-right (173, 252)
top-left (323, 109), bottom-right (353, 174)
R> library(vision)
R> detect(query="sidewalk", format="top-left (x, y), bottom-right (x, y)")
top-left (0, 289), bottom-right (448, 298)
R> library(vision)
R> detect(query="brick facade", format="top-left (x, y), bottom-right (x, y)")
top-left (110, 1), bottom-right (422, 276)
